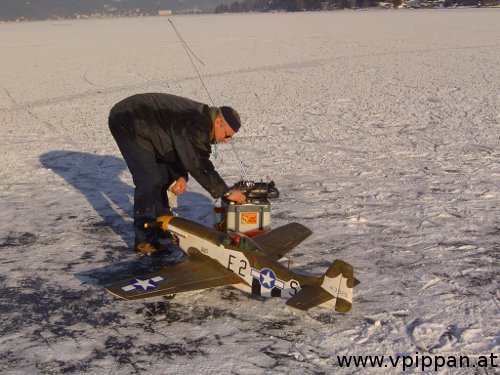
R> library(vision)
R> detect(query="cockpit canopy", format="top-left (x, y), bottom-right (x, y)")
top-left (223, 232), bottom-right (263, 252)
top-left (169, 217), bottom-right (263, 252)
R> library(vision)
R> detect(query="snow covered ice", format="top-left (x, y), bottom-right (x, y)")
top-left (0, 8), bottom-right (498, 374)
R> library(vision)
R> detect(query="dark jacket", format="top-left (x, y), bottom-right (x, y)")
top-left (109, 93), bottom-right (228, 198)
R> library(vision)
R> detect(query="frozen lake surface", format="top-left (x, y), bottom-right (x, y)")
top-left (0, 8), bottom-right (498, 374)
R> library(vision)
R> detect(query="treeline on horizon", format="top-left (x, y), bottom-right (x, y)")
top-left (215, 0), bottom-right (375, 11)
top-left (0, 0), bottom-right (225, 21)
top-left (214, 0), bottom-right (495, 12)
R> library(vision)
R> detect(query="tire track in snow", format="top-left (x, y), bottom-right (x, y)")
top-left (1, 85), bottom-right (56, 132)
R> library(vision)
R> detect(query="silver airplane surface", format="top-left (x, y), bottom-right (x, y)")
top-left (107, 215), bottom-right (357, 312)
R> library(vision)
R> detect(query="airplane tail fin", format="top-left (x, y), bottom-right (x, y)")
top-left (285, 259), bottom-right (356, 312)
top-left (320, 259), bottom-right (355, 312)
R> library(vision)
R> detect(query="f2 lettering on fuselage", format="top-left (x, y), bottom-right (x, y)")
top-left (227, 254), bottom-right (248, 278)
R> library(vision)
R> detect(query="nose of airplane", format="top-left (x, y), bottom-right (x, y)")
top-left (144, 215), bottom-right (174, 232)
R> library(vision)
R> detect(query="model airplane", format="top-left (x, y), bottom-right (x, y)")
top-left (106, 215), bottom-right (356, 312)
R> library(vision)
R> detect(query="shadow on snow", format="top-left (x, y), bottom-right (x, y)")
top-left (40, 150), bottom-right (213, 286)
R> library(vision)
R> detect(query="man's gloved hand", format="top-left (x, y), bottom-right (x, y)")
top-left (224, 189), bottom-right (246, 204)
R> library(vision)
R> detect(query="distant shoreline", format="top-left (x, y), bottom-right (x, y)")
top-left (1, 5), bottom-right (499, 23)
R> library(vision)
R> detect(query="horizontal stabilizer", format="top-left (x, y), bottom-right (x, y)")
top-left (286, 284), bottom-right (334, 311)
top-left (253, 223), bottom-right (313, 260)
top-left (286, 259), bottom-right (356, 312)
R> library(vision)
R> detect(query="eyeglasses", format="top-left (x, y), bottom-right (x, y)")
top-left (223, 124), bottom-right (233, 140)
top-left (218, 119), bottom-right (233, 141)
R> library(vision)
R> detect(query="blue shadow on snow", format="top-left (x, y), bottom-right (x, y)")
top-left (39, 150), bottom-right (213, 248)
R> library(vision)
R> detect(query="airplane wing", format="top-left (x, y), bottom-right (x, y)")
top-left (252, 223), bottom-right (313, 261)
top-left (106, 257), bottom-right (245, 301)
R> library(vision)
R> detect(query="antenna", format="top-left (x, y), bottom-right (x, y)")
top-left (168, 19), bottom-right (214, 105)
top-left (168, 19), bottom-right (250, 181)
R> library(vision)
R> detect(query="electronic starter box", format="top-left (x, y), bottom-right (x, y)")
top-left (214, 180), bottom-right (279, 236)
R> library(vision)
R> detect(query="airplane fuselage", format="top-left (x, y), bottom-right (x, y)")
top-left (169, 219), bottom-right (318, 301)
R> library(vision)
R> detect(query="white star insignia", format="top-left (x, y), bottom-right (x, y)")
top-left (251, 268), bottom-right (285, 290)
top-left (133, 279), bottom-right (156, 290)
top-left (122, 276), bottom-right (164, 292)
top-left (260, 270), bottom-right (275, 289)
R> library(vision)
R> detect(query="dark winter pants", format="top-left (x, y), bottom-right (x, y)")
top-left (108, 119), bottom-right (173, 244)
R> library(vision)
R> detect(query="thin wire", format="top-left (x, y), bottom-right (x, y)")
top-left (168, 19), bottom-right (215, 107)
top-left (168, 19), bottom-right (205, 65)
top-left (231, 143), bottom-right (250, 181)
top-left (168, 18), bottom-right (250, 181)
